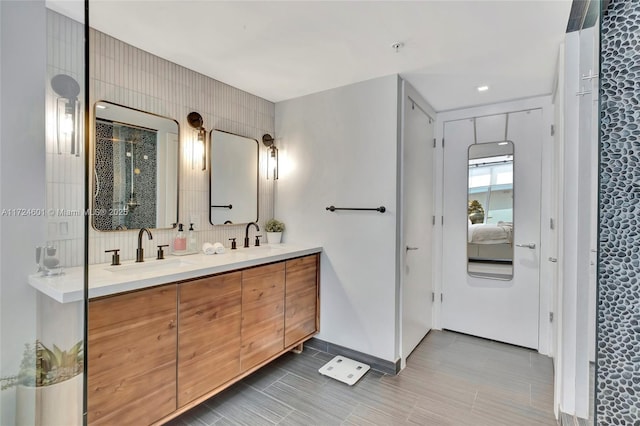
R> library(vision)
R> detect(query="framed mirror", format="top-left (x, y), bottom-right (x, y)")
top-left (209, 130), bottom-right (258, 225)
top-left (93, 101), bottom-right (179, 231)
top-left (467, 141), bottom-right (514, 280)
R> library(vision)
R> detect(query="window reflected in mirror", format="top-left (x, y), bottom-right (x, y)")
top-left (467, 141), bottom-right (514, 280)
top-left (209, 130), bottom-right (258, 225)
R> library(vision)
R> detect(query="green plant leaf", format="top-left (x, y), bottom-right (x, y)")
top-left (0, 340), bottom-right (84, 389)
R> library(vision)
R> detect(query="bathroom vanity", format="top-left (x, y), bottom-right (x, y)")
top-left (29, 244), bottom-right (321, 426)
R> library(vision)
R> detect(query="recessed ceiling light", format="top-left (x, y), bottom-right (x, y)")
top-left (477, 85), bottom-right (489, 92)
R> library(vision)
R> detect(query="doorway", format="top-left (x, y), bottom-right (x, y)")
top-left (400, 83), bottom-right (435, 364)
top-left (441, 109), bottom-right (543, 349)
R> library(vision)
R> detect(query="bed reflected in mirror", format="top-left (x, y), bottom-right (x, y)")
top-left (467, 141), bottom-right (514, 280)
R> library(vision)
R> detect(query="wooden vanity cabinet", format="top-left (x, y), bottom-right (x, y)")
top-left (178, 271), bottom-right (242, 406)
top-left (240, 262), bottom-right (286, 370)
top-left (285, 254), bottom-right (320, 347)
top-left (88, 253), bottom-right (319, 425)
top-left (87, 285), bottom-right (177, 426)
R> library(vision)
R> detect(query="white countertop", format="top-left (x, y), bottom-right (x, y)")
top-left (29, 244), bottom-right (322, 303)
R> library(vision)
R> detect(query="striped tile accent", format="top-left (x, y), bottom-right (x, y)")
top-left (45, 10), bottom-right (86, 268)
top-left (89, 28), bottom-right (275, 264)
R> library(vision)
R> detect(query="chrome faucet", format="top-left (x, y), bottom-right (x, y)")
top-left (244, 222), bottom-right (259, 248)
top-left (136, 228), bottom-right (153, 262)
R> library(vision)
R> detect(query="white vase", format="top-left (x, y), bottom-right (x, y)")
top-left (266, 232), bottom-right (282, 244)
top-left (15, 373), bottom-right (83, 426)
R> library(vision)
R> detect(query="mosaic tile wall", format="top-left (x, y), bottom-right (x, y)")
top-left (94, 121), bottom-right (115, 230)
top-left (117, 125), bottom-right (158, 230)
top-left (94, 121), bottom-right (158, 230)
top-left (88, 28), bottom-right (275, 264)
top-left (597, 0), bottom-right (640, 424)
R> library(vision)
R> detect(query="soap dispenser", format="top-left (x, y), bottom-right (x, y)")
top-left (187, 223), bottom-right (197, 252)
top-left (173, 223), bottom-right (186, 252)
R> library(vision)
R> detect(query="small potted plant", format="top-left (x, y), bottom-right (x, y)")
top-left (468, 200), bottom-right (485, 224)
top-left (1, 340), bottom-right (83, 426)
top-left (265, 219), bottom-right (285, 244)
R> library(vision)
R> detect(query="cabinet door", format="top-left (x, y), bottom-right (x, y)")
top-left (88, 285), bottom-right (177, 426)
top-left (285, 254), bottom-right (319, 347)
top-left (178, 271), bottom-right (242, 406)
top-left (241, 262), bottom-right (285, 370)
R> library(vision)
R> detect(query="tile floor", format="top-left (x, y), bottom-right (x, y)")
top-left (165, 330), bottom-right (557, 425)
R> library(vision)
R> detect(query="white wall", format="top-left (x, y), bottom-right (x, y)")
top-left (556, 26), bottom-right (598, 419)
top-left (552, 40), bottom-right (566, 419)
top-left (275, 75), bottom-right (400, 362)
top-left (1, 2), bottom-right (47, 423)
top-left (1, 6), bottom-right (86, 424)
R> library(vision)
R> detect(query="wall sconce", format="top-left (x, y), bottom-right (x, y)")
top-left (51, 74), bottom-right (81, 156)
top-left (262, 134), bottom-right (278, 180)
top-left (187, 111), bottom-right (206, 170)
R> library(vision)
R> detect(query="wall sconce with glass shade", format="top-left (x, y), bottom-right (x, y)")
top-left (187, 111), bottom-right (206, 170)
top-left (262, 134), bottom-right (278, 180)
top-left (51, 74), bottom-right (81, 156)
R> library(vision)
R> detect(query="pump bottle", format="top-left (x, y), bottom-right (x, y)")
top-left (188, 223), bottom-right (197, 252)
top-left (173, 223), bottom-right (186, 252)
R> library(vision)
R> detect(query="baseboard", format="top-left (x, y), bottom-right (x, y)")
top-left (559, 411), bottom-right (590, 426)
top-left (306, 337), bottom-right (401, 375)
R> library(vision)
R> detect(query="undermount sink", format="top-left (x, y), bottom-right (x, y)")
top-left (105, 257), bottom-right (195, 274)
top-left (245, 245), bottom-right (287, 252)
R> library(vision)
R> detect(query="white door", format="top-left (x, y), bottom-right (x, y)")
top-left (401, 94), bottom-right (434, 362)
top-left (442, 109), bottom-right (542, 349)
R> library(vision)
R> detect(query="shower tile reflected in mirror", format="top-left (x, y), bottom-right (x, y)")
top-left (467, 141), bottom-right (514, 280)
top-left (93, 101), bottom-right (179, 231)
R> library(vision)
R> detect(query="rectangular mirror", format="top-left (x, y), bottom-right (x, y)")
top-left (209, 130), bottom-right (258, 225)
top-left (467, 141), bottom-right (514, 280)
top-left (93, 101), bottom-right (179, 231)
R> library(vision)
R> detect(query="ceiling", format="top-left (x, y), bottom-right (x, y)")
top-left (54, 0), bottom-right (573, 111)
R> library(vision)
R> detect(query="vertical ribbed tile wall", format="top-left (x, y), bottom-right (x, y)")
top-left (598, 1), bottom-right (640, 424)
top-left (88, 28), bottom-right (275, 265)
top-left (46, 10), bottom-right (85, 268)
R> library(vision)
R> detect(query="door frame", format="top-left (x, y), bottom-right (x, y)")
top-left (432, 96), bottom-right (555, 355)
top-left (397, 79), bottom-right (437, 368)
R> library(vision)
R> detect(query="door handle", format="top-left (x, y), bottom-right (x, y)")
top-left (548, 257), bottom-right (557, 263)
top-left (516, 243), bottom-right (536, 249)
top-left (406, 246), bottom-right (419, 251)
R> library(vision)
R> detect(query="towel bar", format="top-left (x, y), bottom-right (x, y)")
top-left (325, 205), bottom-right (386, 213)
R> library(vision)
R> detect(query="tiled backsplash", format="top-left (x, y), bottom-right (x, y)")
top-left (47, 10), bottom-right (275, 266)
top-left (89, 27), bottom-right (275, 265)
top-left (46, 10), bottom-right (86, 268)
